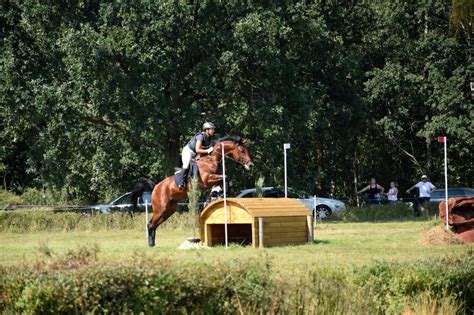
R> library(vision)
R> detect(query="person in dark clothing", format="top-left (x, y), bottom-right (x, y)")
top-left (179, 122), bottom-right (216, 189)
top-left (357, 178), bottom-right (385, 205)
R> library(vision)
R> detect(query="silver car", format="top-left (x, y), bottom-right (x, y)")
top-left (235, 187), bottom-right (346, 218)
top-left (92, 191), bottom-right (151, 213)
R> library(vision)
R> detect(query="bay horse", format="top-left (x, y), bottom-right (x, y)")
top-left (133, 136), bottom-right (254, 247)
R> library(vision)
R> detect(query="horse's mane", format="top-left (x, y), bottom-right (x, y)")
top-left (213, 135), bottom-right (242, 145)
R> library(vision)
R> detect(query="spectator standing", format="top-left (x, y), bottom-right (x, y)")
top-left (406, 175), bottom-right (436, 210)
top-left (357, 178), bottom-right (385, 205)
top-left (386, 182), bottom-right (398, 204)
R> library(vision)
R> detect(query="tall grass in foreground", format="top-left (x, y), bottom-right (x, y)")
top-left (0, 245), bottom-right (472, 314)
top-left (1, 201), bottom-right (442, 233)
top-left (0, 210), bottom-right (196, 233)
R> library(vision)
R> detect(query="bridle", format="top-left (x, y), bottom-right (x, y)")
top-left (217, 141), bottom-right (252, 167)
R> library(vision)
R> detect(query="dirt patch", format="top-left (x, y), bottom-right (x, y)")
top-left (420, 226), bottom-right (464, 245)
top-left (178, 237), bottom-right (208, 250)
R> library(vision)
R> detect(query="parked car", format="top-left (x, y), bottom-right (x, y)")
top-left (235, 187), bottom-right (346, 218)
top-left (92, 191), bottom-right (151, 213)
top-left (429, 187), bottom-right (474, 203)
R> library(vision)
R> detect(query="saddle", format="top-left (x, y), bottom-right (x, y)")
top-left (173, 160), bottom-right (199, 187)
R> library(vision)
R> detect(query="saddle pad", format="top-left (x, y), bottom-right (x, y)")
top-left (173, 161), bottom-right (199, 186)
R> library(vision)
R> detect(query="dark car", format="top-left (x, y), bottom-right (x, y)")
top-left (92, 191), bottom-right (152, 213)
top-left (429, 187), bottom-right (474, 203)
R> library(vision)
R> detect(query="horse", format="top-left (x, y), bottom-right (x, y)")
top-left (132, 136), bottom-right (254, 247)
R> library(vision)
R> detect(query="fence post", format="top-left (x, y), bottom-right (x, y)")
top-left (145, 199), bottom-right (149, 238)
top-left (307, 215), bottom-right (314, 242)
top-left (258, 217), bottom-right (264, 248)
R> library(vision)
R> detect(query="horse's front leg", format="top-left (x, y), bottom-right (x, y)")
top-left (148, 198), bottom-right (168, 247)
top-left (201, 174), bottom-right (224, 189)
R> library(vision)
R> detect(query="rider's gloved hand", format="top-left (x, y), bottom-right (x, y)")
top-left (206, 147), bottom-right (214, 154)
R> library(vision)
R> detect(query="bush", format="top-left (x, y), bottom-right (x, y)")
top-left (0, 253), bottom-right (275, 314)
top-left (2, 249), bottom-right (471, 314)
top-left (0, 245), bottom-right (471, 314)
top-left (20, 187), bottom-right (77, 206)
top-left (352, 251), bottom-right (474, 314)
top-left (276, 270), bottom-right (375, 314)
top-left (0, 189), bottom-right (23, 208)
top-left (339, 203), bottom-right (415, 222)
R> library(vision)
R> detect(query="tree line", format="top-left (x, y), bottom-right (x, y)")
top-left (1, 0), bottom-right (472, 203)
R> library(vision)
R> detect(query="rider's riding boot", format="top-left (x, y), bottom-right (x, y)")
top-left (179, 168), bottom-right (189, 189)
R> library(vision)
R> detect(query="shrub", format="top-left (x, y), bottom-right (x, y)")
top-left (20, 187), bottom-right (78, 206)
top-left (339, 203), bottom-right (415, 222)
top-left (0, 189), bottom-right (23, 208)
top-left (0, 254), bottom-right (275, 314)
top-left (1, 246), bottom-right (471, 314)
top-left (352, 251), bottom-right (474, 314)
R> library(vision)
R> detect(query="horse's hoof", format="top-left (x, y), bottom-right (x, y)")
top-left (148, 243), bottom-right (155, 247)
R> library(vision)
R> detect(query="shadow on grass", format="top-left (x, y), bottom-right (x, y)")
top-left (312, 239), bottom-right (331, 245)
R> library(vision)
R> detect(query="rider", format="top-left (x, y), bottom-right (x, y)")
top-left (179, 122), bottom-right (216, 189)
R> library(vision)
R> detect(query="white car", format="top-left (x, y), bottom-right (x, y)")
top-left (235, 187), bottom-right (346, 218)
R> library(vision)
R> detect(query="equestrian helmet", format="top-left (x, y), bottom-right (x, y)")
top-left (202, 122), bottom-right (216, 130)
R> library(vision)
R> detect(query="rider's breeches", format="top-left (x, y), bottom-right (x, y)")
top-left (181, 146), bottom-right (196, 169)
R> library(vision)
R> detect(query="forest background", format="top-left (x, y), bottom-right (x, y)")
top-left (1, 0), bottom-right (472, 203)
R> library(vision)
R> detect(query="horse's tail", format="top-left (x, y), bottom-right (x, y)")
top-left (131, 178), bottom-right (155, 208)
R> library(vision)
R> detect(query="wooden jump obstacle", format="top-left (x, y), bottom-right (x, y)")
top-left (200, 198), bottom-right (314, 248)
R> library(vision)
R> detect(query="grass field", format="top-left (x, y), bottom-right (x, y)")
top-left (1, 218), bottom-right (471, 273)
top-left (1, 211), bottom-right (473, 313)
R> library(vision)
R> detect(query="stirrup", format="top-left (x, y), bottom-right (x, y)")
top-left (178, 180), bottom-right (187, 189)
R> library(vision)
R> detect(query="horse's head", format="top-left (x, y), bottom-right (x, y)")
top-left (215, 136), bottom-right (254, 171)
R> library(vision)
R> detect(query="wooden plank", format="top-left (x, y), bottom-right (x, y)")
top-left (261, 233), bottom-right (307, 240)
top-left (251, 220), bottom-right (256, 248)
top-left (265, 231), bottom-right (308, 238)
top-left (243, 204), bottom-right (307, 208)
top-left (206, 224), bottom-right (212, 246)
top-left (205, 216), bottom-right (251, 224)
top-left (264, 227), bottom-right (308, 234)
top-left (265, 238), bottom-right (308, 246)
top-left (264, 222), bottom-right (306, 228)
top-left (247, 210), bottom-right (310, 216)
top-left (263, 222), bottom-right (307, 228)
top-left (264, 241), bottom-right (307, 247)
top-left (264, 237), bottom-right (308, 244)
top-left (245, 206), bottom-right (308, 210)
top-left (261, 216), bottom-right (307, 223)
top-left (205, 208), bottom-right (252, 224)
top-left (264, 233), bottom-right (308, 240)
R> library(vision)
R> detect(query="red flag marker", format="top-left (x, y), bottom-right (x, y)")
top-left (438, 136), bottom-right (446, 142)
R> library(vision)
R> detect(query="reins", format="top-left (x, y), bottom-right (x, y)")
top-left (200, 141), bottom-right (247, 167)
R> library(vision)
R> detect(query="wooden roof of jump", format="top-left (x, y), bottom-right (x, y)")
top-left (200, 198), bottom-right (310, 218)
